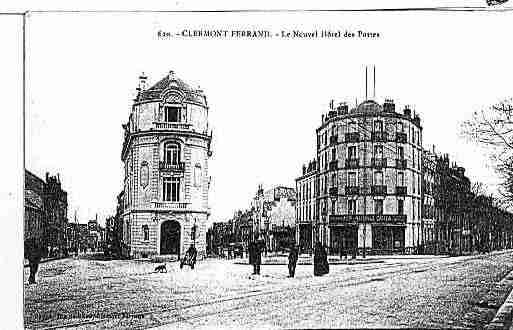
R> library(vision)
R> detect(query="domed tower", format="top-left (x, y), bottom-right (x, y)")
top-left (120, 70), bottom-right (213, 259)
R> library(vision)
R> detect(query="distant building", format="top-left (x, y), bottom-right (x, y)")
top-left (119, 70), bottom-right (213, 259)
top-left (24, 170), bottom-right (68, 257)
top-left (251, 185), bottom-right (296, 252)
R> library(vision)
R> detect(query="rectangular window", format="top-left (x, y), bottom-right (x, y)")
top-left (348, 146), bottom-right (357, 159)
top-left (332, 173), bottom-right (337, 187)
top-left (398, 146), bottom-right (404, 160)
top-left (398, 200), bottom-right (404, 214)
top-left (163, 177), bottom-right (180, 202)
top-left (374, 120), bottom-right (383, 132)
top-left (164, 106), bottom-right (180, 122)
top-left (348, 172), bottom-right (357, 187)
top-left (374, 171), bottom-right (383, 185)
top-left (374, 199), bottom-right (383, 215)
top-left (348, 199), bottom-right (357, 214)
top-left (332, 148), bottom-right (336, 161)
top-left (374, 145), bottom-right (383, 158)
top-left (331, 200), bottom-right (336, 214)
top-left (398, 172), bottom-right (405, 186)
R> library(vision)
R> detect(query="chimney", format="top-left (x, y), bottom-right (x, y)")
top-left (403, 105), bottom-right (411, 118)
top-left (337, 102), bottom-right (349, 115)
top-left (138, 72), bottom-right (148, 91)
top-left (383, 99), bottom-right (395, 113)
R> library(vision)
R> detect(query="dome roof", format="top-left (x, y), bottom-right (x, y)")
top-left (352, 100), bottom-right (383, 114)
top-left (136, 71), bottom-right (205, 105)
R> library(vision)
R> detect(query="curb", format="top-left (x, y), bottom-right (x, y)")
top-left (233, 260), bottom-right (385, 266)
top-left (486, 271), bottom-right (513, 330)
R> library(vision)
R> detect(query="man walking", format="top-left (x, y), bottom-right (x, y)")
top-left (249, 236), bottom-right (262, 275)
top-left (288, 244), bottom-right (299, 278)
top-left (25, 238), bottom-right (43, 284)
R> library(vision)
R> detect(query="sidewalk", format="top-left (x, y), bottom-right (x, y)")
top-left (232, 253), bottom-right (446, 265)
top-left (486, 270), bottom-right (513, 329)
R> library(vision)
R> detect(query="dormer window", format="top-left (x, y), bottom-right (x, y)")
top-left (164, 106), bottom-right (180, 122)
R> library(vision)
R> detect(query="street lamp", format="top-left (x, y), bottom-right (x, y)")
top-left (191, 218), bottom-right (197, 245)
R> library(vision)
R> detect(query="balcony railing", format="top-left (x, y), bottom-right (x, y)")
top-left (345, 186), bottom-right (359, 195)
top-left (330, 135), bottom-right (338, 145)
top-left (154, 122), bottom-right (192, 130)
top-left (396, 186), bottom-right (407, 195)
top-left (345, 132), bottom-right (360, 143)
top-left (345, 158), bottom-right (359, 169)
top-left (371, 132), bottom-right (388, 142)
top-left (159, 161), bottom-right (185, 172)
top-left (396, 132), bottom-right (407, 143)
top-left (329, 160), bottom-right (338, 171)
top-left (371, 185), bottom-right (387, 195)
top-left (329, 187), bottom-right (338, 196)
top-left (396, 159), bottom-right (407, 169)
top-left (153, 201), bottom-right (189, 209)
top-left (371, 158), bottom-right (387, 168)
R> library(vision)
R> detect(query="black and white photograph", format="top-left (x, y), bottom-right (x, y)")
top-left (2, 2), bottom-right (513, 329)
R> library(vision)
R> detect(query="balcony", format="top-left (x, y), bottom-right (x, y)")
top-left (154, 122), bottom-right (192, 130)
top-left (371, 158), bottom-right (387, 168)
top-left (371, 185), bottom-right (387, 195)
top-left (345, 132), bottom-right (360, 143)
top-left (396, 132), bottom-right (407, 143)
top-left (329, 160), bottom-right (338, 171)
top-left (153, 201), bottom-right (189, 210)
top-left (396, 186), bottom-right (407, 195)
top-left (345, 158), bottom-right (360, 169)
top-left (396, 159), bottom-right (407, 169)
top-left (330, 135), bottom-right (338, 145)
top-left (159, 161), bottom-right (185, 172)
top-left (345, 186), bottom-right (359, 195)
top-left (329, 187), bottom-right (338, 196)
top-left (371, 132), bottom-right (388, 142)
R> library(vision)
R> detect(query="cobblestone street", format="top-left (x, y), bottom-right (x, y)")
top-left (24, 251), bottom-right (513, 329)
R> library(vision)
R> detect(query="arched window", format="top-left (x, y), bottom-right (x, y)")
top-left (164, 143), bottom-right (180, 165)
top-left (142, 225), bottom-right (149, 241)
top-left (194, 163), bottom-right (202, 187)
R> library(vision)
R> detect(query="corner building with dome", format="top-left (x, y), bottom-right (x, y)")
top-left (120, 70), bottom-right (212, 259)
top-left (296, 98), bottom-right (424, 255)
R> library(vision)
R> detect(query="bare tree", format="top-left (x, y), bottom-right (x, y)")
top-left (462, 98), bottom-right (513, 205)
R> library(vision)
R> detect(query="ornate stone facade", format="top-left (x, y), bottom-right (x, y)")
top-left (120, 71), bottom-right (212, 259)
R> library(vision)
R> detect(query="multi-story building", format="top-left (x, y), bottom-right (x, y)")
top-left (251, 185), bottom-right (296, 252)
top-left (24, 170), bottom-right (68, 257)
top-left (120, 70), bottom-right (213, 259)
top-left (295, 160), bottom-right (318, 253)
top-left (297, 98), bottom-right (424, 255)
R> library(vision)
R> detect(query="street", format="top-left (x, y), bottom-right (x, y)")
top-left (24, 251), bottom-right (513, 329)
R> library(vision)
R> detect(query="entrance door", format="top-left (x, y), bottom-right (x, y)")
top-left (160, 220), bottom-right (180, 255)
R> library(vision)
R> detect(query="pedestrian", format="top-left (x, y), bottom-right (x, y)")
top-left (25, 238), bottom-right (43, 285)
top-left (314, 242), bottom-right (324, 276)
top-left (248, 236), bottom-right (262, 275)
top-left (322, 244), bottom-right (330, 275)
top-left (288, 244), bottom-right (299, 278)
top-left (180, 244), bottom-right (197, 269)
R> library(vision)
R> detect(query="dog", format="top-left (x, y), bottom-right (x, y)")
top-left (154, 264), bottom-right (167, 273)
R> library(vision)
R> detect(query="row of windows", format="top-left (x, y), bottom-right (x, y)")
top-left (318, 145), bottom-right (415, 171)
top-left (318, 120), bottom-right (422, 150)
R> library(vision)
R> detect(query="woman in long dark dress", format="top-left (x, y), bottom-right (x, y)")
top-left (313, 242), bottom-right (324, 276)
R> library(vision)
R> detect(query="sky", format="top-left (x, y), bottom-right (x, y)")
top-left (25, 11), bottom-right (513, 226)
